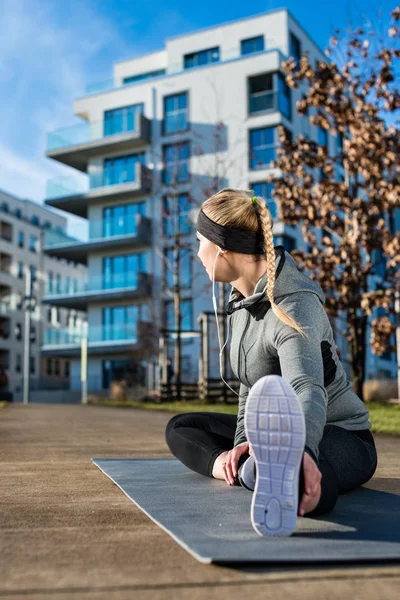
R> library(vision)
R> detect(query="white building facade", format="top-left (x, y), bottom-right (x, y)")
top-left (0, 190), bottom-right (87, 400)
top-left (42, 8), bottom-right (398, 392)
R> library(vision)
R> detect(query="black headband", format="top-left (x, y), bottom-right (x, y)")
top-left (196, 209), bottom-right (265, 254)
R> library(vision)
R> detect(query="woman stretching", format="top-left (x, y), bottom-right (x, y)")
top-left (165, 188), bottom-right (377, 537)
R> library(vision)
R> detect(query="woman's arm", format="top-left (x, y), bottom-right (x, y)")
top-left (273, 293), bottom-right (328, 465)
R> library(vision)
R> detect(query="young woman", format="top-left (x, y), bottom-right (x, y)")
top-left (165, 188), bottom-right (377, 536)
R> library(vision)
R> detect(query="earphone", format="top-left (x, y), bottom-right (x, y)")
top-left (212, 247), bottom-right (240, 397)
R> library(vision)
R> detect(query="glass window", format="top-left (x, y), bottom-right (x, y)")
top-left (17, 262), bottom-right (24, 278)
top-left (102, 305), bottom-right (140, 341)
top-left (103, 152), bottom-right (145, 186)
top-left (251, 182), bottom-right (277, 220)
top-left (56, 273), bottom-right (61, 293)
top-left (54, 359), bottom-right (60, 376)
top-left (29, 356), bottom-right (35, 375)
top-left (31, 215), bottom-right (40, 226)
top-left (48, 271), bottom-right (53, 293)
top-left (163, 93), bottom-right (188, 135)
top-left (241, 35), bottom-right (264, 55)
top-left (15, 208), bottom-right (22, 219)
top-left (102, 202), bottom-right (145, 238)
top-left (17, 231), bottom-right (24, 248)
top-left (29, 235), bottom-right (37, 253)
top-left (16, 353), bottom-right (22, 373)
top-left (64, 361), bottom-right (70, 377)
top-left (164, 246), bottom-right (193, 289)
top-left (249, 127), bottom-right (277, 169)
top-left (163, 142), bottom-right (190, 184)
top-left (1, 202), bottom-right (9, 213)
top-left (103, 103), bottom-right (144, 136)
top-left (46, 359), bottom-right (52, 376)
top-left (102, 253), bottom-right (146, 290)
top-left (184, 47), bottom-right (219, 69)
top-left (248, 73), bottom-right (274, 114)
top-left (277, 73), bottom-right (291, 119)
top-left (165, 299), bottom-right (192, 331)
top-left (163, 194), bottom-right (191, 236)
top-left (289, 32), bottom-right (301, 67)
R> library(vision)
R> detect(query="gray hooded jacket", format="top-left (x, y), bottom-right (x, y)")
top-left (225, 245), bottom-right (371, 464)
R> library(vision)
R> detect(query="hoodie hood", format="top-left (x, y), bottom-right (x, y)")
top-left (225, 245), bottom-right (325, 314)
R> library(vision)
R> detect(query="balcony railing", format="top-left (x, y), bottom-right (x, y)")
top-left (44, 228), bottom-right (84, 248)
top-left (46, 162), bottom-right (150, 201)
top-left (47, 113), bottom-right (144, 152)
top-left (43, 323), bottom-right (139, 346)
top-left (44, 271), bottom-right (149, 297)
top-left (83, 46), bottom-right (282, 96)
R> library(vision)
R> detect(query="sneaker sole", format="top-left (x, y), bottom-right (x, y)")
top-left (244, 374), bottom-right (306, 537)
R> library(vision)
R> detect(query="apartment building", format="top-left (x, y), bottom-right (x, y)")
top-left (0, 189), bottom-right (87, 400)
top-left (42, 8), bottom-right (398, 392)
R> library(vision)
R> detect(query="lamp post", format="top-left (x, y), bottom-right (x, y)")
top-left (23, 267), bottom-right (35, 404)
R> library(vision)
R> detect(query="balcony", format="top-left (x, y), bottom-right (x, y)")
top-left (44, 162), bottom-right (152, 218)
top-left (41, 319), bottom-right (155, 358)
top-left (42, 271), bottom-right (153, 310)
top-left (44, 214), bottom-right (152, 265)
top-left (46, 113), bottom-right (151, 171)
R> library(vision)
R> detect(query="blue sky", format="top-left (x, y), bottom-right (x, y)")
top-left (0, 0), bottom-right (395, 234)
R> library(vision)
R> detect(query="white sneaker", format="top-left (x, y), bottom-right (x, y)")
top-left (244, 374), bottom-right (306, 537)
top-left (237, 454), bottom-right (256, 491)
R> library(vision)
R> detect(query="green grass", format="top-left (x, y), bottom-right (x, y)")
top-left (89, 398), bottom-right (400, 436)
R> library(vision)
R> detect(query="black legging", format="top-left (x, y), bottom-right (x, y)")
top-left (165, 411), bottom-right (378, 517)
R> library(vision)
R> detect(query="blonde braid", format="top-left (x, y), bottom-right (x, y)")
top-left (252, 195), bottom-right (309, 339)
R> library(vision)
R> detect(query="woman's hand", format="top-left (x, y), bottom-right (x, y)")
top-left (298, 452), bottom-right (322, 516)
top-left (222, 441), bottom-right (251, 485)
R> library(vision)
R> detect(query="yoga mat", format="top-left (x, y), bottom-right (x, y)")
top-left (92, 457), bottom-right (400, 565)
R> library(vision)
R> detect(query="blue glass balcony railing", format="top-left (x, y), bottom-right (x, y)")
top-left (44, 272), bottom-right (145, 296)
top-left (44, 324), bottom-right (139, 346)
top-left (46, 162), bottom-right (145, 200)
top-left (47, 115), bottom-right (142, 152)
top-left (44, 215), bottom-right (143, 247)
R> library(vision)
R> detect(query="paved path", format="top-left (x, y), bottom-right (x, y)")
top-left (1, 403), bottom-right (399, 599)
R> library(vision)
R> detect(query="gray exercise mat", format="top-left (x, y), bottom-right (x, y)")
top-left (91, 457), bottom-right (400, 565)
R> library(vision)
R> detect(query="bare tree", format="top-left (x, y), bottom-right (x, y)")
top-left (269, 6), bottom-right (400, 398)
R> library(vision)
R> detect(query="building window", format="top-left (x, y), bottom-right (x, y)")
top-left (16, 354), bottom-right (22, 373)
top-left (123, 69), bottom-right (165, 85)
top-left (17, 231), bottom-right (24, 248)
top-left (163, 142), bottom-right (190, 184)
top-left (17, 261), bottom-right (24, 278)
top-left (277, 73), bottom-right (291, 119)
top-left (30, 266), bottom-right (37, 282)
top-left (289, 32), bottom-right (302, 68)
top-left (102, 152), bottom-right (145, 187)
top-left (64, 361), bottom-right (70, 378)
top-left (31, 215), bottom-right (40, 226)
top-left (102, 305), bottom-right (140, 341)
top-left (1, 202), bottom-right (9, 213)
top-left (54, 359), bottom-right (60, 376)
top-left (56, 274), bottom-right (61, 293)
top-left (72, 278), bottom-right (78, 293)
top-left (48, 272), bottom-right (53, 293)
top-left (103, 253), bottom-right (146, 289)
top-left (318, 126), bottom-right (328, 148)
top-left (165, 299), bottom-right (192, 331)
top-left (164, 246), bottom-right (193, 289)
top-left (163, 92), bottom-right (188, 135)
top-left (103, 103), bottom-right (144, 136)
top-left (184, 47), bottom-right (219, 69)
top-left (251, 182), bottom-right (277, 220)
top-left (241, 35), bottom-right (264, 55)
top-left (15, 208), bottom-right (22, 219)
top-left (163, 194), bottom-right (191, 236)
top-left (44, 221), bottom-right (51, 229)
top-left (101, 202), bottom-right (145, 238)
top-left (46, 358), bottom-right (52, 376)
top-left (30, 325), bottom-right (36, 344)
top-left (248, 72), bottom-right (291, 119)
top-left (30, 356), bottom-right (35, 375)
top-left (275, 234), bottom-right (296, 253)
top-left (29, 235), bottom-right (37, 253)
top-left (249, 126), bottom-right (278, 169)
